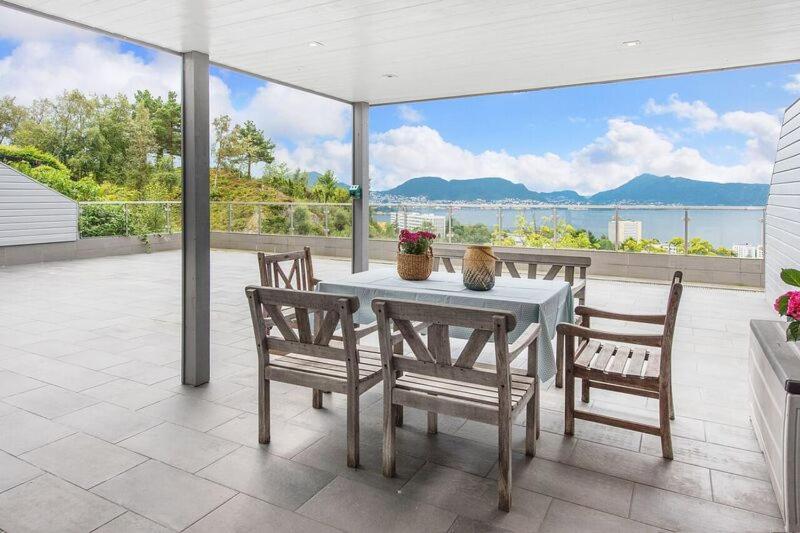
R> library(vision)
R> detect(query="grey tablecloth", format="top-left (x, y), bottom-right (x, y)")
top-left (317, 268), bottom-right (574, 381)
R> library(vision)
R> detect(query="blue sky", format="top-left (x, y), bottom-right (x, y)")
top-left (1, 5), bottom-right (798, 194)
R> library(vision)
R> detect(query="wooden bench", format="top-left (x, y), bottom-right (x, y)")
top-left (434, 248), bottom-right (590, 387)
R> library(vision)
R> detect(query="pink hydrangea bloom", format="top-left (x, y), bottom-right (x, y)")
top-left (788, 291), bottom-right (800, 320)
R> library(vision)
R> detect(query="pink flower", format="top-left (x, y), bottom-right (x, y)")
top-left (789, 291), bottom-right (800, 320)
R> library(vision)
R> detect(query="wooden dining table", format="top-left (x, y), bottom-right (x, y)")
top-left (317, 268), bottom-right (574, 381)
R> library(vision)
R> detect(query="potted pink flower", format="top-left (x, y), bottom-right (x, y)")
top-left (774, 268), bottom-right (800, 341)
top-left (396, 229), bottom-right (436, 280)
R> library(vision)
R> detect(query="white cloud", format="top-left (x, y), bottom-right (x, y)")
top-left (784, 74), bottom-right (800, 93)
top-left (645, 93), bottom-right (718, 132)
top-left (397, 104), bottom-right (423, 124)
top-left (0, 39), bottom-right (181, 105)
top-left (364, 118), bottom-right (776, 193)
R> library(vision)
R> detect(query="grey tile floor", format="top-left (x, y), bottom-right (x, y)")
top-left (0, 249), bottom-right (782, 532)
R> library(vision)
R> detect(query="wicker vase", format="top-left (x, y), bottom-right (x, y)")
top-left (397, 245), bottom-right (433, 281)
top-left (462, 245), bottom-right (496, 291)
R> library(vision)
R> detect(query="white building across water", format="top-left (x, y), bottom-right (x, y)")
top-left (391, 211), bottom-right (447, 236)
top-left (608, 219), bottom-right (643, 242)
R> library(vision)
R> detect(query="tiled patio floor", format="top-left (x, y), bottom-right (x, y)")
top-left (0, 249), bottom-right (782, 532)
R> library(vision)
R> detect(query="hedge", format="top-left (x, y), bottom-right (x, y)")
top-left (0, 145), bottom-right (68, 172)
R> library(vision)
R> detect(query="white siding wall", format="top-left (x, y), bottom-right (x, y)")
top-left (0, 162), bottom-right (78, 247)
top-left (766, 98), bottom-right (800, 302)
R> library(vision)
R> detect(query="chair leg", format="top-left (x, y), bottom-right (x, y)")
top-left (659, 386), bottom-right (673, 460)
top-left (525, 390), bottom-right (537, 457)
top-left (393, 371), bottom-right (404, 427)
top-left (427, 412), bottom-right (438, 434)
top-left (565, 370), bottom-right (575, 436)
top-left (535, 376), bottom-right (541, 439)
top-left (498, 411), bottom-right (512, 512)
top-left (347, 390), bottom-right (359, 468)
top-left (581, 378), bottom-right (590, 403)
top-left (312, 389), bottom-right (323, 409)
top-left (668, 382), bottom-right (675, 420)
top-left (555, 333), bottom-right (564, 388)
top-left (259, 378), bottom-right (270, 444)
top-left (383, 402), bottom-right (397, 477)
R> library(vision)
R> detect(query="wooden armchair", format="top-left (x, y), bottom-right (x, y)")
top-left (372, 298), bottom-right (540, 511)
top-left (557, 271), bottom-right (683, 459)
top-left (246, 286), bottom-right (384, 468)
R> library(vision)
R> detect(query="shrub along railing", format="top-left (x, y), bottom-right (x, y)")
top-left (77, 201), bottom-right (766, 258)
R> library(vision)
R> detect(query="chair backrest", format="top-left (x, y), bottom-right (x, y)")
top-left (246, 285), bottom-right (360, 367)
top-left (371, 298), bottom-right (517, 388)
top-left (671, 270), bottom-right (683, 286)
top-left (659, 276), bottom-right (684, 376)
top-left (433, 248), bottom-right (590, 286)
top-left (257, 247), bottom-right (316, 290)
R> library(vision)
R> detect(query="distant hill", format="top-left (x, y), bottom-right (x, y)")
top-left (375, 174), bottom-right (769, 206)
top-left (586, 174), bottom-right (769, 206)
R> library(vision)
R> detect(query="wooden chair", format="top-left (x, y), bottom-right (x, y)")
top-left (246, 286), bottom-right (383, 467)
top-left (372, 298), bottom-right (541, 511)
top-left (257, 247), bottom-right (319, 290)
top-left (557, 271), bottom-right (683, 459)
top-left (433, 248), bottom-right (591, 388)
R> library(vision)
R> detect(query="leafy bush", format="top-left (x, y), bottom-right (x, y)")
top-left (79, 205), bottom-right (126, 237)
top-left (0, 145), bottom-right (68, 171)
top-left (8, 160), bottom-right (101, 201)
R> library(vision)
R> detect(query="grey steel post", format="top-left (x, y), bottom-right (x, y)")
top-left (227, 202), bottom-right (233, 232)
top-left (613, 207), bottom-right (620, 251)
top-left (497, 208), bottom-right (503, 233)
top-left (324, 205), bottom-right (330, 236)
top-left (181, 51), bottom-right (210, 386)
top-left (288, 205), bottom-right (294, 235)
top-left (403, 205), bottom-right (408, 230)
top-left (351, 101), bottom-right (369, 272)
top-left (683, 209), bottom-right (690, 255)
top-left (257, 204), bottom-right (263, 235)
top-left (447, 206), bottom-right (453, 243)
top-left (165, 203), bottom-right (171, 233)
top-left (761, 207), bottom-right (766, 259)
top-left (123, 203), bottom-right (129, 236)
top-left (551, 207), bottom-right (558, 247)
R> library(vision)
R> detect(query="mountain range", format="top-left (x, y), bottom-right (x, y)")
top-left (374, 174), bottom-right (769, 205)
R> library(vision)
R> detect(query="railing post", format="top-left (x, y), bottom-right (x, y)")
top-left (551, 207), bottom-right (558, 248)
top-left (123, 203), bottom-right (129, 236)
top-left (761, 207), bottom-right (766, 259)
top-left (447, 206), bottom-right (453, 243)
top-left (683, 209), bottom-right (690, 255)
top-left (497, 208), bottom-right (503, 233)
top-left (288, 205), bottom-right (295, 235)
top-left (613, 207), bottom-right (620, 251)
top-left (324, 205), bottom-right (330, 236)
top-left (403, 205), bottom-right (408, 230)
top-left (227, 202), bottom-right (233, 232)
top-left (165, 203), bottom-right (171, 233)
top-left (257, 204), bottom-right (263, 235)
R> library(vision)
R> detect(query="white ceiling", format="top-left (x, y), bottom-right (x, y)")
top-left (5, 0), bottom-right (800, 105)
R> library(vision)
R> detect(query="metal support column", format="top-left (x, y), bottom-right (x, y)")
top-left (352, 102), bottom-right (369, 273)
top-left (181, 51), bottom-right (210, 386)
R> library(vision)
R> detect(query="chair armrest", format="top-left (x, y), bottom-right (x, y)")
top-left (574, 305), bottom-right (665, 325)
top-left (557, 322), bottom-right (662, 347)
top-left (508, 323), bottom-right (541, 360)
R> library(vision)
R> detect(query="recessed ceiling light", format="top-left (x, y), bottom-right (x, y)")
top-left (381, 73), bottom-right (398, 79)
top-left (308, 41), bottom-right (324, 47)
top-left (622, 40), bottom-right (641, 47)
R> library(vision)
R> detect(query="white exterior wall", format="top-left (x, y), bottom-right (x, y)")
top-left (0, 162), bottom-right (78, 247)
top-left (766, 98), bottom-right (800, 302)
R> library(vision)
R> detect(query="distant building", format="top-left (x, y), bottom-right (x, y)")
top-left (732, 244), bottom-right (764, 259)
top-left (391, 211), bottom-right (447, 236)
top-left (608, 219), bottom-right (642, 242)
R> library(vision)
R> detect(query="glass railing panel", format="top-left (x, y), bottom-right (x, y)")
top-left (687, 207), bottom-right (764, 257)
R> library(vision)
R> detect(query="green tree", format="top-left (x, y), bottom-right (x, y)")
top-left (135, 90), bottom-right (181, 157)
top-left (312, 170), bottom-right (341, 203)
top-left (0, 96), bottom-right (26, 144)
top-left (232, 120), bottom-right (274, 178)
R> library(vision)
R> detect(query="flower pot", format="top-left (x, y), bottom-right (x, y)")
top-left (463, 245), bottom-right (496, 291)
top-left (397, 245), bottom-right (433, 281)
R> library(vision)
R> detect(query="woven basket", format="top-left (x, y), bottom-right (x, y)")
top-left (397, 245), bottom-right (433, 281)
